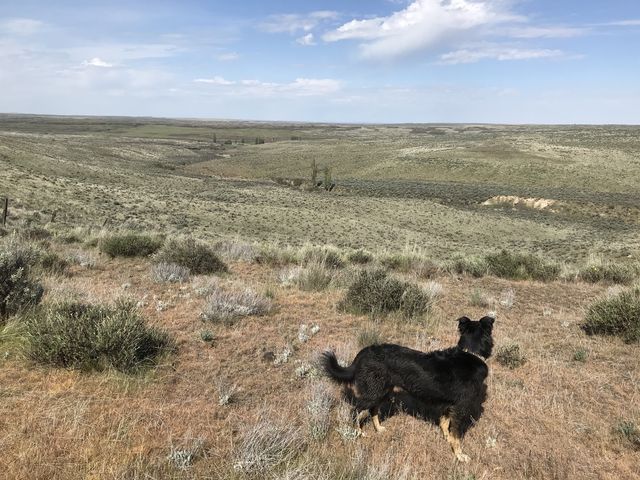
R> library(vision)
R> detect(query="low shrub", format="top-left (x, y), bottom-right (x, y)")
top-left (23, 300), bottom-right (173, 372)
top-left (151, 262), bottom-right (190, 283)
top-left (233, 418), bottom-right (305, 475)
top-left (578, 262), bottom-right (637, 285)
top-left (296, 262), bottom-right (333, 291)
top-left (446, 255), bottom-right (489, 278)
top-left (154, 237), bottom-right (227, 274)
top-left (214, 239), bottom-right (258, 262)
top-left (301, 245), bottom-right (345, 269)
top-left (0, 241), bottom-right (44, 319)
top-left (202, 285), bottom-right (272, 324)
top-left (39, 252), bottom-right (69, 276)
top-left (496, 344), bottom-right (527, 369)
top-left (484, 250), bottom-right (559, 281)
top-left (613, 420), bottom-right (640, 450)
top-left (339, 269), bottom-right (438, 319)
top-left (582, 287), bottom-right (640, 343)
top-left (347, 248), bottom-right (374, 265)
top-left (307, 382), bottom-right (334, 441)
top-left (255, 243), bottom-right (298, 267)
top-left (99, 233), bottom-right (163, 258)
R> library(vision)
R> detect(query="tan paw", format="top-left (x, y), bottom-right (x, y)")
top-left (456, 452), bottom-right (470, 463)
top-left (375, 425), bottom-right (387, 433)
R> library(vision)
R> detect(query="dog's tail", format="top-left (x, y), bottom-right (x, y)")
top-left (321, 351), bottom-right (355, 383)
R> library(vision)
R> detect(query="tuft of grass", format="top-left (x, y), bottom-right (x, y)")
top-left (613, 420), bottom-right (640, 450)
top-left (255, 243), bottom-right (298, 267)
top-left (578, 260), bottom-right (637, 285)
top-left (150, 262), bottom-right (190, 283)
top-left (582, 286), bottom-right (640, 343)
top-left (216, 378), bottom-right (239, 406)
top-left (23, 300), bottom-right (174, 372)
top-left (201, 284), bottom-right (272, 324)
top-left (154, 237), bottom-right (227, 275)
top-left (446, 255), bottom-right (489, 278)
top-left (307, 382), bottom-right (334, 441)
top-left (347, 248), bottom-right (374, 265)
top-left (301, 245), bottom-right (345, 269)
top-left (214, 238), bottom-right (258, 262)
top-left (99, 233), bottom-right (163, 258)
top-left (496, 344), bottom-right (527, 369)
top-left (357, 324), bottom-right (384, 348)
top-left (339, 269), bottom-right (440, 319)
top-left (573, 347), bottom-right (588, 362)
top-left (484, 250), bottom-right (560, 282)
top-left (200, 330), bottom-right (215, 343)
top-left (233, 417), bottom-right (305, 475)
top-left (470, 288), bottom-right (494, 308)
top-left (0, 240), bottom-right (44, 320)
top-left (38, 251), bottom-right (70, 276)
top-left (295, 262), bottom-right (334, 291)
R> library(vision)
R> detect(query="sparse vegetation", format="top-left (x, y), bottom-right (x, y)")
top-left (496, 344), bottom-right (527, 369)
top-left (613, 420), bottom-right (640, 450)
top-left (38, 251), bottom-right (69, 276)
top-left (347, 248), bottom-right (373, 265)
top-left (582, 286), bottom-right (640, 343)
top-left (99, 233), bottom-right (163, 258)
top-left (578, 260), bottom-right (637, 285)
top-left (151, 262), bottom-right (190, 283)
top-left (573, 347), bottom-right (588, 362)
top-left (0, 240), bottom-right (44, 320)
top-left (201, 284), bottom-right (272, 324)
top-left (357, 324), bottom-right (384, 348)
top-left (154, 237), bottom-right (227, 275)
top-left (306, 382), bottom-right (333, 441)
top-left (233, 418), bottom-right (305, 475)
top-left (295, 262), bottom-right (334, 291)
top-left (301, 245), bottom-right (344, 269)
top-left (22, 300), bottom-right (173, 372)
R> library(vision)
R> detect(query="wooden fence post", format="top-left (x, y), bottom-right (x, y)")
top-left (1, 197), bottom-right (7, 227)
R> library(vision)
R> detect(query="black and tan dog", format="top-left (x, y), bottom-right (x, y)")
top-left (322, 315), bottom-right (494, 462)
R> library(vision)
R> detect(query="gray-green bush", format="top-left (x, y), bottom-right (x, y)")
top-left (339, 269), bottom-right (438, 319)
top-left (0, 241), bottom-right (44, 319)
top-left (99, 233), bottom-right (163, 258)
top-left (582, 287), bottom-right (640, 343)
top-left (154, 237), bottom-right (227, 274)
top-left (23, 300), bottom-right (173, 372)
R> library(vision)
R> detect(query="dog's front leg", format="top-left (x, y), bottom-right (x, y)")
top-left (439, 416), bottom-right (470, 462)
top-left (355, 409), bottom-right (369, 437)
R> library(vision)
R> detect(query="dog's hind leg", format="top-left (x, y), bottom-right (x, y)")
top-left (440, 415), bottom-right (470, 463)
top-left (371, 406), bottom-right (386, 433)
top-left (355, 409), bottom-right (370, 437)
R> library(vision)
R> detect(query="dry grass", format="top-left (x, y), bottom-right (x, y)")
top-left (0, 243), bottom-right (639, 479)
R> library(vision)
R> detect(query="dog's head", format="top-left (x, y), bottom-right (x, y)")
top-left (456, 315), bottom-right (495, 359)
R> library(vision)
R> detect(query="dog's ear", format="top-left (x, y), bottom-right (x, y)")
top-left (479, 315), bottom-right (495, 331)
top-left (457, 316), bottom-right (472, 333)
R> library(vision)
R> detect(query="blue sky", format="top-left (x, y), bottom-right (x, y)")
top-left (0, 0), bottom-right (639, 123)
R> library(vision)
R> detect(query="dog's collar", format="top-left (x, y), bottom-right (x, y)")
top-left (463, 349), bottom-right (487, 363)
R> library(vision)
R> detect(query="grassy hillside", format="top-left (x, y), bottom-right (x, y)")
top-left (1, 115), bottom-right (639, 264)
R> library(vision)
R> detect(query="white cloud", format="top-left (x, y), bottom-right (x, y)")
top-left (216, 52), bottom-right (239, 61)
top-left (261, 11), bottom-right (338, 34)
top-left (296, 33), bottom-right (316, 46)
top-left (439, 47), bottom-right (564, 64)
top-left (195, 77), bottom-right (341, 97)
top-left (82, 57), bottom-right (114, 68)
top-left (501, 25), bottom-right (588, 38)
top-left (323, 0), bottom-right (521, 60)
top-left (602, 19), bottom-right (640, 27)
top-left (194, 76), bottom-right (235, 85)
top-left (1, 18), bottom-right (44, 35)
